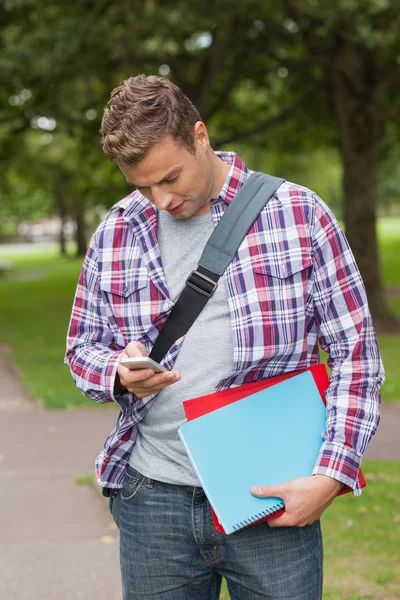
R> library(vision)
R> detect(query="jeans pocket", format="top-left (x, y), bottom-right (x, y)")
top-left (121, 469), bottom-right (146, 504)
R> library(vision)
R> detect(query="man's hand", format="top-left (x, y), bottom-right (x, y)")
top-left (116, 341), bottom-right (181, 399)
top-left (251, 475), bottom-right (343, 527)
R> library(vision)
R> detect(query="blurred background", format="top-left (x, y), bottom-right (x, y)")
top-left (0, 1), bottom-right (399, 599)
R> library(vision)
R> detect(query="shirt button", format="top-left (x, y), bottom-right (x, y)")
top-left (123, 285), bottom-right (129, 294)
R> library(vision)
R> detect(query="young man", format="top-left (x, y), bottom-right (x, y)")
top-left (65, 75), bottom-right (384, 600)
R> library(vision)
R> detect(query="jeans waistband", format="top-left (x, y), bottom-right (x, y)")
top-left (126, 464), bottom-right (154, 487)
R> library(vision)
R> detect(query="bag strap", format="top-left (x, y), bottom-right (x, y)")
top-left (149, 172), bottom-right (284, 363)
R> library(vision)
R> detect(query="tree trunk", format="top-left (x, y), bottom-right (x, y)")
top-left (332, 39), bottom-right (398, 333)
top-left (54, 172), bottom-right (67, 257)
top-left (75, 200), bottom-right (87, 257)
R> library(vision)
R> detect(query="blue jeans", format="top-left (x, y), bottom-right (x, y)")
top-left (120, 466), bottom-right (323, 600)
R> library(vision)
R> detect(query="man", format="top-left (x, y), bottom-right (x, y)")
top-left (65, 75), bottom-right (384, 600)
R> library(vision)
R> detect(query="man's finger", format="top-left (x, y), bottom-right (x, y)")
top-left (130, 377), bottom-right (181, 397)
top-left (267, 513), bottom-right (293, 527)
top-left (127, 372), bottom-right (181, 396)
top-left (120, 367), bottom-right (155, 383)
top-left (138, 371), bottom-right (180, 388)
top-left (250, 484), bottom-right (286, 499)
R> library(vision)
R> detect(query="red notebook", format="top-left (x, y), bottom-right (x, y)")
top-left (183, 364), bottom-right (366, 534)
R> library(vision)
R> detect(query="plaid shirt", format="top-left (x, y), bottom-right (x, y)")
top-left (65, 152), bottom-right (384, 493)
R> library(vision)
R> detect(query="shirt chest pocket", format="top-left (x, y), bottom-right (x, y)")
top-left (252, 254), bottom-right (314, 323)
top-left (99, 268), bottom-right (151, 343)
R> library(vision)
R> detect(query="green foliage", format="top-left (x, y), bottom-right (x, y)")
top-left (0, 169), bottom-right (53, 236)
top-left (0, 0), bottom-right (398, 248)
top-left (234, 144), bottom-right (344, 217)
top-left (379, 124), bottom-right (400, 212)
top-left (0, 0), bottom-right (399, 314)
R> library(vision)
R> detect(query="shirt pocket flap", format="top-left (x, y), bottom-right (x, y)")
top-left (99, 268), bottom-right (148, 297)
top-left (253, 252), bottom-right (313, 279)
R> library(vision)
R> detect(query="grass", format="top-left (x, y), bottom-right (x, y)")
top-left (378, 218), bottom-right (400, 289)
top-left (0, 218), bottom-right (399, 408)
top-left (0, 251), bottom-right (94, 408)
top-left (219, 460), bottom-right (400, 600)
top-left (322, 460), bottom-right (400, 599)
top-left (75, 473), bottom-right (96, 485)
top-left (372, 217), bottom-right (400, 402)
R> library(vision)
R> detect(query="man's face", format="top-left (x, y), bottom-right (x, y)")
top-left (118, 124), bottom-right (215, 219)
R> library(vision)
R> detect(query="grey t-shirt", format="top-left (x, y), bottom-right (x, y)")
top-left (129, 209), bottom-right (233, 486)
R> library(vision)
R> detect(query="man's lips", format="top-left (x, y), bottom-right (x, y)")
top-left (167, 201), bottom-right (185, 214)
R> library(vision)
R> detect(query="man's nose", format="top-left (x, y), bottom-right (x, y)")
top-left (151, 187), bottom-right (172, 211)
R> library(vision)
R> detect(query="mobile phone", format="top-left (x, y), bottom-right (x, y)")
top-left (118, 356), bottom-right (167, 373)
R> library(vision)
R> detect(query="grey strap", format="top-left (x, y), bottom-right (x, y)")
top-left (199, 172), bottom-right (284, 276)
top-left (149, 172), bottom-right (285, 364)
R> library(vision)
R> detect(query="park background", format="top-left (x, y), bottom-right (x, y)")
top-left (0, 1), bottom-right (399, 599)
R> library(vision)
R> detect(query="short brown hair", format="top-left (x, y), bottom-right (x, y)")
top-left (100, 75), bottom-right (201, 166)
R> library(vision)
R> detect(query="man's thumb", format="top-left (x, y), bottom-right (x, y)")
top-left (124, 341), bottom-right (148, 358)
top-left (250, 484), bottom-right (285, 499)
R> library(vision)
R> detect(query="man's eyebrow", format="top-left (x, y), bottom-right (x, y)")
top-left (126, 167), bottom-right (182, 189)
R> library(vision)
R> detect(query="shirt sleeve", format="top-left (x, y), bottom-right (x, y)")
top-left (64, 232), bottom-right (132, 410)
top-left (310, 194), bottom-right (385, 495)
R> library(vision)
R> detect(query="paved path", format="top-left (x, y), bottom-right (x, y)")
top-left (0, 347), bottom-right (399, 599)
top-left (0, 348), bottom-right (122, 600)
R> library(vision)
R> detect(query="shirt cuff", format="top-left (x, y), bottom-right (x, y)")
top-left (312, 441), bottom-right (363, 496)
top-left (101, 350), bottom-right (133, 413)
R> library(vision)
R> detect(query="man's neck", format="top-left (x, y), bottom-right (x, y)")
top-left (210, 153), bottom-right (231, 200)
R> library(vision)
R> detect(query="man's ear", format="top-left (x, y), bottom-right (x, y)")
top-left (193, 121), bottom-right (210, 151)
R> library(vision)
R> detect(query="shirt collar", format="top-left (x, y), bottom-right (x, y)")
top-left (212, 151), bottom-right (251, 206)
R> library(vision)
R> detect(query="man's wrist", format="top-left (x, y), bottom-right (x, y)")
top-left (313, 474), bottom-right (344, 496)
top-left (113, 372), bottom-right (127, 395)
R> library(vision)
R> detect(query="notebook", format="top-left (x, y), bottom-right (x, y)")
top-left (178, 370), bottom-right (330, 535)
top-left (183, 365), bottom-right (321, 531)
top-left (183, 365), bottom-right (328, 421)
top-left (182, 364), bottom-right (366, 534)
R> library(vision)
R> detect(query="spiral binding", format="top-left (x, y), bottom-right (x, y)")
top-left (231, 502), bottom-right (284, 532)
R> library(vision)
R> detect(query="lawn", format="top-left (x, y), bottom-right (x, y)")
top-left (0, 250), bottom-right (92, 408)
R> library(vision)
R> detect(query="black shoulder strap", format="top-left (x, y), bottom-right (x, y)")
top-left (149, 173), bottom-right (284, 363)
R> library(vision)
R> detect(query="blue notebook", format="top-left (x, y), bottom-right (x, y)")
top-left (178, 371), bottom-right (327, 534)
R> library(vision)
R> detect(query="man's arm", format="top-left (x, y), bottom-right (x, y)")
top-left (310, 193), bottom-right (384, 491)
top-left (251, 192), bottom-right (384, 526)
top-left (65, 231), bottom-right (181, 408)
top-left (64, 232), bottom-right (129, 408)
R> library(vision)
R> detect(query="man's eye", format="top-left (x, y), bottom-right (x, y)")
top-left (165, 176), bottom-right (178, 184)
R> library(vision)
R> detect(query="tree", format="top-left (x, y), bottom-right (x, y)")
top-left (275, 1), bottom-right (400, 330)
top-left (208, 0), bottom-right (400, 331)
top-left (1, 0), bottom-right (399, 329)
